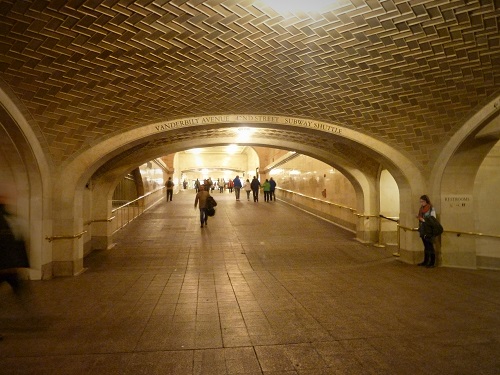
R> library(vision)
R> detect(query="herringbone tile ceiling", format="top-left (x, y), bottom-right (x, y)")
top-left (1, 0), bottom-right (499, 169)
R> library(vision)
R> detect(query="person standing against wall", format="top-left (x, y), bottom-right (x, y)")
top-left (417, 195), bottom-right (437, 268)
top-left (233, 175), bottom-right (242, 201)
top-left (165, 177), bottom-right (174, 202)
top-left (250, 176), bottom-right (260, 202)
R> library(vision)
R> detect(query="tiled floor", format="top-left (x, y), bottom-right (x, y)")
top-left (1, 190), bottom-right (499, 374)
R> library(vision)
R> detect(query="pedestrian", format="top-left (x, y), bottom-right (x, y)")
top-left (269, 177), bottom-right (277, 201)
top-left (194, 179), bottom-right (200, 193)
top-left (417, 195), bottom-right (438, 268)
top-left (233, 175), bottom-right (242, 201)
top-left (227, 179), bottom-right (234, 193)
top-left (194, 185), bottom-right (211, 228)
top-left (165, 177), bottom-right (174, 202)
top-left (262, 179), bottom-right (271, 202)
top-left (250, 176), bottom-right (260, 202)
top-left (219, 179), bottom-right (224, 193)
top-left (1, 196), bottom-right (30, 340)
top-left (243, 179), bottom-right (252, 201)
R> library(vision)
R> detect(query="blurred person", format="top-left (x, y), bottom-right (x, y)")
top-left (194, 185), bottom-right (210, 228)
top-left (269, 177), bottom-right (277, 201)
top-left (262, 179), bottom-right (271, 202)
top-left (0, 194), bottom-right (30, 340)
top-left (165, 177), bottom-right (174, 201)
top-left (243, 179), bottom-right (252, 201)
top-left (250, 176), bottom-right (260, 202)
top-left (233, 175), bottom-right (242, 201)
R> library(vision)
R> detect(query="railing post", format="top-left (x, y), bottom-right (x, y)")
top-left (374, 215), bottom-right (385, 248)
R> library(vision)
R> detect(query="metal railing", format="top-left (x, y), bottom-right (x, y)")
top-left (277, 188), bottom-right (500, 253)
top-left (378, 214), bottom-right (500, 257)
top-left (111, 187), bottom-right (165, 233)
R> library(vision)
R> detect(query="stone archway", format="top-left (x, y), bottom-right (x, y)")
top-left (0, 88), bottom-right (52, 280)
top-left (432, 95), bottom-right (500, 268)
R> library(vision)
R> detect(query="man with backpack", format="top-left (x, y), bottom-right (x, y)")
top-left (165, 177), bottom-right (174, 202)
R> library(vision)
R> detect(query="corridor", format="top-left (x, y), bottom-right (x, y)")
top-left (1, 191), bottom-right (499, 374)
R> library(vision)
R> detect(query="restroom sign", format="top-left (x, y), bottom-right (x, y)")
top-left (442, 195), bottom-right (472, 213)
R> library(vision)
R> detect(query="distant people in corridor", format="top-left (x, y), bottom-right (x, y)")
top-left (250, 176), bottom-right (260, 202)
top-left (269, 177), bottom-right (276, 201)
top-left (262, 179), bottom-right (271, 202)
top-left (165, 177), bottom-right (174, 202)
top-left (194, 185), bottom-right (210, 228)
top-left (417, 195), bottom-right (438, 268)
top-left (243, 179), bottom-right (252, 201)
top-left (233, 175), bottom-right (242, 201)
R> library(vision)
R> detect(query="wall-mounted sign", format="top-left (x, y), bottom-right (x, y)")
top-left (153, 115), bottom-right (344, 135)
top-left (442, 195), bottom-right (473, 213)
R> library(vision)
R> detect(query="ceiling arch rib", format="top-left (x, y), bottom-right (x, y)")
top-left (0, 0), bottom-right (498, 172)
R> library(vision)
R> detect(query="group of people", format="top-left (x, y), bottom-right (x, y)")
top-left (166, 176), bottom-right (440, 267)
top-left (243, 176), bottom-right (276, 202)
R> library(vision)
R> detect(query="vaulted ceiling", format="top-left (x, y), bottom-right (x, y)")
top-left (1, 0), bottom-right (499, 171)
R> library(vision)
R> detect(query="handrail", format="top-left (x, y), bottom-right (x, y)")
top-left (278, 191), bottom-right (500, 247)
top-left (445, 229), bottom-right (500, 239)
top-left (111, 187), bottom-right (165, 233)
top-left (84, 217), bottom-right (115, 225)
top-left (112, 187), bottom-right (164, 213)
top-left (379, 214), bottom-right (500, 239)
top-left (277, 187), bottom-right (359, 212)
top-left (45, 231), bottom-right (87, 242)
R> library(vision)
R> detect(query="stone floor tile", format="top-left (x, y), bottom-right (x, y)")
top-left (1, 191), bottom-right (499, 374)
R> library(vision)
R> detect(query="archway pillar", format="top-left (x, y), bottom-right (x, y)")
top-left (355, 215), bottom-right (378, 243)
top-left (90, 200), bottom-right (114, 252)
top-left (50, 184), bottom-right (86, 276)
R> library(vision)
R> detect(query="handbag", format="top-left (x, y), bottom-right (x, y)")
top-left (206, 196), bottom-right (217, 208)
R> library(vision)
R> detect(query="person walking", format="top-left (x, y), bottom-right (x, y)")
top-left (165, 177), bottom-right (174, 202)
top-left (250, 176), bottom-right (260, 202)
top-left (262, 179), bottom-right (271, 202)
top-left (233, 175), bottom-right (242, 201)
top-left (227, 179), bottom-right (234, 193)
top-left (194, 179), bottom-right (200, 193)
top-left (1, 196), bottom-right (30, 340)
top-left (417, 195), bottom-right (437, 268)
top-left (194, 185), bottom-right (210, 228)
top-left (243, 179), bottom-right (252, 201)
top-left (269, 177), bottom-right (277, 201)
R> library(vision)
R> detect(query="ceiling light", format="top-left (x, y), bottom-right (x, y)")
top-left (263, 0), bottom-right (348, 14)
top-left (236, 127), bottom-right (255, 142)
top-left (227, 144), bottom-right (239, 154)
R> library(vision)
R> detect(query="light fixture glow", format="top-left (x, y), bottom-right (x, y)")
top-left (227, 144), bottom-right (239, 154)
top-left (263, 0), bottom-right (347, 14)
top-left (236, 127), bottom-right (255, 142)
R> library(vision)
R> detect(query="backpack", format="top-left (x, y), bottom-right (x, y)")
top-left (167, 180), bottom-right (173, 188)
top-left (427, 216), bottom-right (444, 236)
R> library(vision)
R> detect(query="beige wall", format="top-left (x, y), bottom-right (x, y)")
top-left (270, 155), bottom-right (357, 209)
top-left (475, 140), bottom-right (500, 268)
